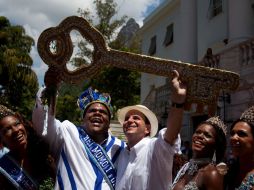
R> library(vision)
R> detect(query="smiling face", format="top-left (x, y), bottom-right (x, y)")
top-left (192, 124), bottom-right (217, 158)
top-left (0, 115), bottom-right (28, 152)
top-left (82, 102), bottom-right (110, 140)
top-left (230, 121), bottom-right (254, 159)
top-left (123, 110), bottom-right (150, 144)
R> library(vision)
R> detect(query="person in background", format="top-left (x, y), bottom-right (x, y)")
top-left (0, 105), bottom-right (54, 189)
top-left (33, 86), bottom-right (125, 190)
top-left (171, 116), bottom-right (227, 190)
top-left (225, 105), bottom-right (254, 190)
top-left (115, 70), bottom-right (186, 190)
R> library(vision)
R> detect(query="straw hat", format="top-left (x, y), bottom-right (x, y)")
top-left (117, 105), bottom-right (158, 137)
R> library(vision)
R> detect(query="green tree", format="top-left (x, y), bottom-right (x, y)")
top-left (55, 82), bottom-right (84, 124)
top-left (55, 0), bottom-right (141, 122)
top-left (73, 0), bottom-right (128, 68)
top-left (0, 16), bottom-right (38, 118)
top-left (78, 0), bottom-right (127, 42)
top-left (80, 0), bottom-right (140, 114)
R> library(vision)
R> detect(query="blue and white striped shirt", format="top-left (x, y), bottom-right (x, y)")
top-left (33, 92), bottom-right (125, 190)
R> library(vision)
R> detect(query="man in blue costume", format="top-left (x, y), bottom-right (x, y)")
top-left (33, 87), bottom-right (125, 190)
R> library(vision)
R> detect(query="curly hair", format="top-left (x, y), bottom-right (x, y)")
top-left (0, 112), bottom-right (55, 186)
top-left (16, 113), bottom-right (55, 184)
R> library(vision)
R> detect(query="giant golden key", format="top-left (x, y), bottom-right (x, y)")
top-left (37, 16), bottom-right (239, 115)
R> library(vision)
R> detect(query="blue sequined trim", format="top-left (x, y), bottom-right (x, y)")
top-left (238, 174), bottom-right (254, 190)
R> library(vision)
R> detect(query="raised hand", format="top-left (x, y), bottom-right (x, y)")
top-left (171, 70), bottom-right (187, 104)
top-left (37, 16), bottom-right (239, 115)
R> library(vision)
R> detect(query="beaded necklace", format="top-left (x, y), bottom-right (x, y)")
top-left (187, 158), bottom-right (212, 175)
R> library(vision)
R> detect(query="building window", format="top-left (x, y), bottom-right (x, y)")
top-left (163, 24), bottom-right (174, 46)
top-left (148, 35), bottom-right (156, 55)
top-left (208, 0), bottom-right (222, 19)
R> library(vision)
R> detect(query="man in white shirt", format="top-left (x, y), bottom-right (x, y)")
top-left (115, 70), bottom-right (186, 190)
top-left (33, 87), bottom-right (125, 190)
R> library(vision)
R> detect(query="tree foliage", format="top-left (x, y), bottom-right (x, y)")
top-left (78, 0), bottom-right (127, 42)
top-left (55, 0), bottom-right (141, 121)
top-left (55, 82), bottom-right (84, 124)
top-left (0, 16), bottom-right (38, 118)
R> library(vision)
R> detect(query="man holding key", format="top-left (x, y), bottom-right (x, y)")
top-left (33, 85), bottom-right (125, 190)
top-left (115, 70), bottom-right (186, 190)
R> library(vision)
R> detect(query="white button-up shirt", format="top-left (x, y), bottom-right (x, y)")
top-left (115, 128), bottom-right (181, 190)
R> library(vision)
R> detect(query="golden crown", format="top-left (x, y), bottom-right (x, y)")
top-left (206, 116), bottom-right (227, 135)
top-left (240, 106), bottom-right (254, 124)
top-left (0, 105), bottom-right (15, 120)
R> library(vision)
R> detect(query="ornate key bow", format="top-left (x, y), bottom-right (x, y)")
top-left (37, 16), bottom-right (239, 115)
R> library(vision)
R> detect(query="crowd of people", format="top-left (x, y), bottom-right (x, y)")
top-left (0, 69), bottom-right (253, 190)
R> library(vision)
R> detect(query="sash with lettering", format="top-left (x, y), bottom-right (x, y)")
top-left (78, 127), bottom-right (116, 190)
top-left (0, 154), bottom-right (38, 190)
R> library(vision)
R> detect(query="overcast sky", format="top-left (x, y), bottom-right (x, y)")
top-left (0, 0), bottom-right (163, 85)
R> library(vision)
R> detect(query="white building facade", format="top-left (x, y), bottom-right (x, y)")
top-left (138, 0), bottom-right (254, 141)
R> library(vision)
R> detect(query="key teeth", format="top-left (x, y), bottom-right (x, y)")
top-left (183, 103), bottom-right (217, 117)
top-left (37, 16), bottom-right (239, 112)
